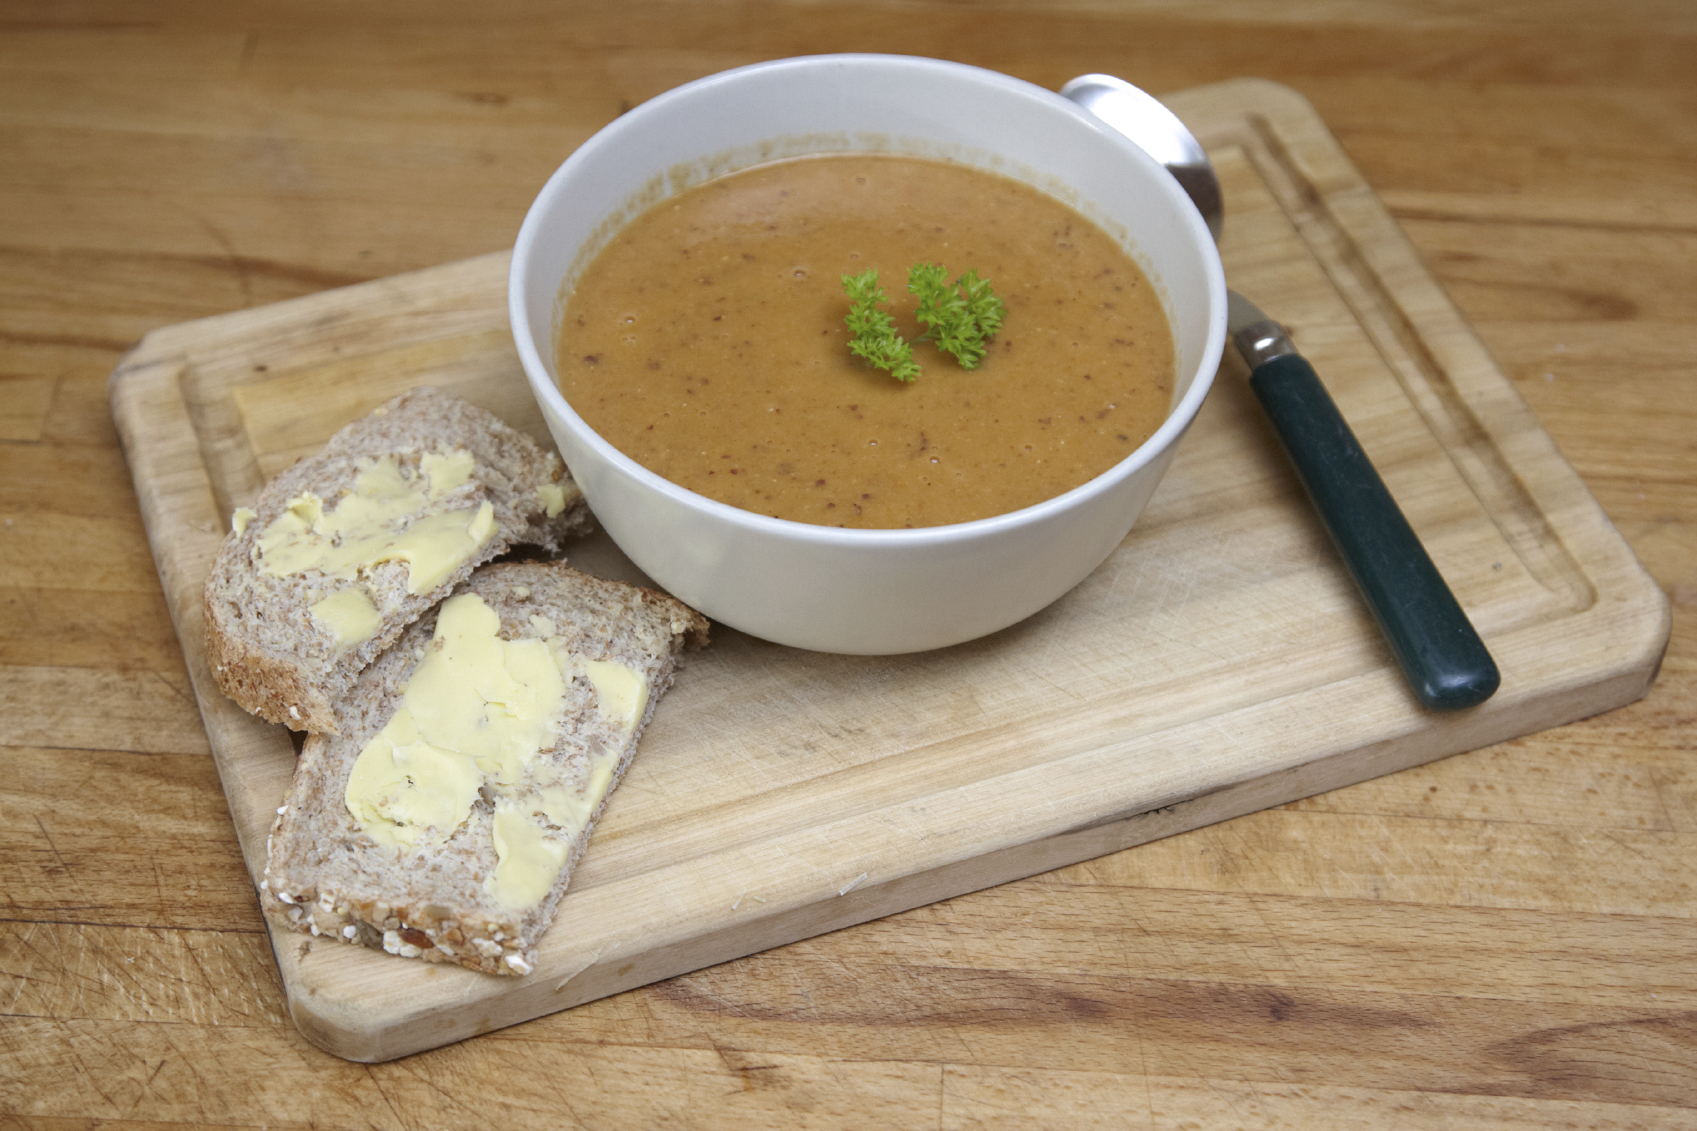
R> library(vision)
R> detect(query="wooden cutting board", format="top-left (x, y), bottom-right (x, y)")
top-left (108, 78), bottom-right (1669, 1063)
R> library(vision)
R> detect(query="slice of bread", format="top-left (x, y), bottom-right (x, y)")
top-left (260, 561), bottom-right (709, 976)
top-left (204, 387), bottom-right (593, 734)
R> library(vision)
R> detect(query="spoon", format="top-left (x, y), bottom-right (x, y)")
top-left (1061, 74), bottom-right (1500, 712)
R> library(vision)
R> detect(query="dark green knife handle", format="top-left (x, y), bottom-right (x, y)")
top-left (1249, 352), bottom-right (1500, 711)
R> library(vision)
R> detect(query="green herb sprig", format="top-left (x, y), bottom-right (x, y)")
top-left (842, 264), bottom-right (1005, 382)
top-left (842, 269), bottom-right (921, 382)
top-left (908, 262), bottom-right (1004, 370)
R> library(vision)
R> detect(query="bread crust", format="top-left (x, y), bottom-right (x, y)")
top-left (203, 616), bottom-right (337, 730)
top-left (260, 561), bottom-right (709, 975)
top-left (203, 387), bottom-right (593, 734)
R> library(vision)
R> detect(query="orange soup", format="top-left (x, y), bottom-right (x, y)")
top-left (557, 153), bottom-right (1174, 528)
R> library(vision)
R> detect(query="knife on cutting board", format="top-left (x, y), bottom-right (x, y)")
top-left (1228, 290), bottom-right (1501, 711)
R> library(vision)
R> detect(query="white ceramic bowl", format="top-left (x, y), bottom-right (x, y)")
top-left (511, 54), bottom-right (1225, 653)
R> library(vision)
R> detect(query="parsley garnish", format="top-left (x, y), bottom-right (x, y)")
top-left (843, 269), bottom-right (921, 382)
top-left (842, 264), bottom-right (1005, 382)
top-left (909, 262), bottom-right (1004, 370)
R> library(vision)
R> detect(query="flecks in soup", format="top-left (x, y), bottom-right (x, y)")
top-left (557, 154), bottom-right (1174, 528)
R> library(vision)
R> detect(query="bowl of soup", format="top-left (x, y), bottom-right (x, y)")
top-left (511, 54), bottom-right (1226, 653)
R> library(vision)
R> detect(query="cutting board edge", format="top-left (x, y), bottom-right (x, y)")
top-left (1182, 79), bottom-right (1659, 635)
top-left (113, 307), bottom-right (1670, 1059)
top-left (276, 641), bottom-right (1659, 1064)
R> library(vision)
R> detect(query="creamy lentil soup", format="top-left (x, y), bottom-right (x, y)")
top-left (556, 153), bottom-right (1175, 528)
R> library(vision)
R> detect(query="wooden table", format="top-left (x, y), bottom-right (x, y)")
top-left (5, 2), bottom-right (1693, 1125)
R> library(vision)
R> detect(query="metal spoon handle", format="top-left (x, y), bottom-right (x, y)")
top-left (1249, 352), bottom-right (1500, 710)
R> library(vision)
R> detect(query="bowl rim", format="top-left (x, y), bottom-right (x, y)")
top-left (510, 52), bottom-right (1227, 549)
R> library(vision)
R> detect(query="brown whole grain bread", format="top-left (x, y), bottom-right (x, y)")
top-left (204, 387), bottom-right (593, 733)
top-left (260, 560), bottom-right (709, 976)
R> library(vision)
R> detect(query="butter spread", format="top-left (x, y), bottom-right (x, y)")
top-left (231, 507), bottom-right (257, 535)
top-left (310, 588), bottom-right (383, 654)
top-left (489, 798), bottom-right (571, 910)
top-left (578, 658), bottom-right (648, 729)
top-left (342, 591), bottom-right (649, 912)
top-left (252, 450), bottom-right (493, 596)
top-left (535, 483), bottom-right (568, 518)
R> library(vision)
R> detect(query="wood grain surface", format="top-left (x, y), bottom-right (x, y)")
top-left (106, 77), bottom-right (1668, 1062)
top-left (5, 0), bottom-right (1695, 1126)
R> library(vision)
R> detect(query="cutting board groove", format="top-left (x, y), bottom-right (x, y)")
top-left (109, 78), bottom-right (1667, 1063)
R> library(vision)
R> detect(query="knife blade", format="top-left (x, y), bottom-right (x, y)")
top-left (1228, 291), bottom-right (1500, 711)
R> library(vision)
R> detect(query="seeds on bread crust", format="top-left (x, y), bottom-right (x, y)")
top-left (260, 561), bottom-right (709, 976)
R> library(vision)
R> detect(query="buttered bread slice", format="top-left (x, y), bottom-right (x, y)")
top-left (261, 561), bottom-right (709, 976)
top-left (204, 387), bottom-right (592, 733)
